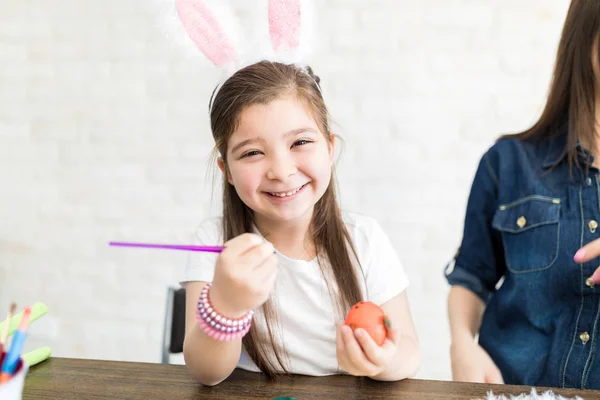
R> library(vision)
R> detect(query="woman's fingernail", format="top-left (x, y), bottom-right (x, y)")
top-left (574, 249), bottom-right (585, 262)
top-left (355, 328), bottom-right (364, 337)
top-left (593, 270), bottom-right (600, 284)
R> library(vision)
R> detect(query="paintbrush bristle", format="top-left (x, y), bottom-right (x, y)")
top-left (0, 302), bottom-right (17, 352)
top-left (18, 307), bottom-right (32, 331)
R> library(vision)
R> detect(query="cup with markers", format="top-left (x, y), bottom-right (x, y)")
top-left (0, 303), bottom-right (52, 400)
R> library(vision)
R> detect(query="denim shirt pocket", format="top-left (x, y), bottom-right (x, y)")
top-left (492, 195), bottom-right (561, 274)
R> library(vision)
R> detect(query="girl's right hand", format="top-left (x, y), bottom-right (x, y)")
top-left (209, 233), bottom-right (278, 318)
top-left (450, 340), bottom-right (504, 384)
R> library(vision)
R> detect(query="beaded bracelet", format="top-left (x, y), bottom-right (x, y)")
top-left (196, 283), bottom-right (254, 342)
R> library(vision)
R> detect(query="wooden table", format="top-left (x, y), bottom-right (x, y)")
top-left (21, 358), bottom-right (600, 399)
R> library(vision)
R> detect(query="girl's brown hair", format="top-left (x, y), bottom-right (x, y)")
top-left (209, 61), bottom-right (363, 378)
top-left (502, 0), bottom-right (600, 172)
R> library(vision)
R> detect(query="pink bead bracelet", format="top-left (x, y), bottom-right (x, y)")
top-left (196, 283), bottom-right (254, 341)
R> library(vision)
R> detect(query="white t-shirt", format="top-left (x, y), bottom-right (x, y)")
top-left (181, 211), bottom-right (409, 376)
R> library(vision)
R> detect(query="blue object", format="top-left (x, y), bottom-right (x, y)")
top-left (445, 126), bottom-right (600, 388)
top-left (1, 330), bottom-right (27, 375)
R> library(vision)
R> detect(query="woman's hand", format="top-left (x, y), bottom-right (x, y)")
top-left (450, 339), bottom-right (504, 384)
top-left (574, 240), bottom-right (600, 283)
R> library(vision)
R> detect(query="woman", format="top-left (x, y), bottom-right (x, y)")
top-left (446, 0), bottom-right (600, 389)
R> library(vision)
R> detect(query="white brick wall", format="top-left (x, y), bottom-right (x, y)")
top-left (0, 0), bottom-right (570, 381)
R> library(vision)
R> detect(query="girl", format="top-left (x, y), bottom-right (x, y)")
top-left (446, 0), bottom-right (600, 389)
top-left (180, 61), bottom-right (421, 386)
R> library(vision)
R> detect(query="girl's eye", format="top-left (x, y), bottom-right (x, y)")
top-left (241, 150), bottom-right (261, 158)
top-left (292, 140), bottom-right (312, 148)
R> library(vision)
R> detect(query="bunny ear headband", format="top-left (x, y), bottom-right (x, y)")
top-left (163, 0), bottom-right (317, 91)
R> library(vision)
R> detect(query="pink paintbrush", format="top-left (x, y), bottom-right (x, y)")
top-left (109, 242), bottom-right (224, 253)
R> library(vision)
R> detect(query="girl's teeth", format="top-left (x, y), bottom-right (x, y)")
top-left (270, 185), bottom-right (303, 197)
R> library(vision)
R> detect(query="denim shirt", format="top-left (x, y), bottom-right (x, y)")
top-left (445, 129), bottom-right (600, 389)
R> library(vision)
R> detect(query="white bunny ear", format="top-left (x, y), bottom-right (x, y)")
top-left (268, 0), bottom-right (316, 63)
top-left (156, 0), bottom-right (240, 69)
top-left (175, 0), bottom-right (238, 67)
top-left (268, 0), bottom-right (301, 51)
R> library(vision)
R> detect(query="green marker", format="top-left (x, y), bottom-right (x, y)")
top-left (22, 346), bottom-right (52, 367)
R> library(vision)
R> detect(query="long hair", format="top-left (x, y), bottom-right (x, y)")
top-left (502, 0), bottom-right (600, 173)
top-left (209, 61), bottom-right (363, 378)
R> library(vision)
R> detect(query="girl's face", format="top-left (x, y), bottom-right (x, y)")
top-left (219, 94), bottom-right (334, 227)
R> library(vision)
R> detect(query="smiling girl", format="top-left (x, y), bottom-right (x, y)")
top-left (180, 61), bottom-right (421, 386)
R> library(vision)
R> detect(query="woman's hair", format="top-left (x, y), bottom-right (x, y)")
top-left (502, 0), bottom-right (600, 172)
top-left (209, 61), bottom-right (363, 378)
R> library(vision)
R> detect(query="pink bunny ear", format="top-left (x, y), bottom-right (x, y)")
top-left (268, 0), bottom-right (301, 51)
top-left (175, 0), bottom-right (237, 67)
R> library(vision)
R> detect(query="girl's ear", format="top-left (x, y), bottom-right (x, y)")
top-left (217, 156), bottom-right (234, 185)
top-left (329, 133), bottom-right (336, 165)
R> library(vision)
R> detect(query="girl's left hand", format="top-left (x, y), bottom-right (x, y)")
top-left (336, 321), bottom-right (398, 378)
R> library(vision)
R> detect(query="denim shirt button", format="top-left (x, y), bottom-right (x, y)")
top-left (586, 277), bottom-right (595, 288)
top-left (587, 177), bottom-right (593, 186)
top-left (580, 332), bottom-right (590, 344)
top-left (589, 220), bottom-right (598, 233)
